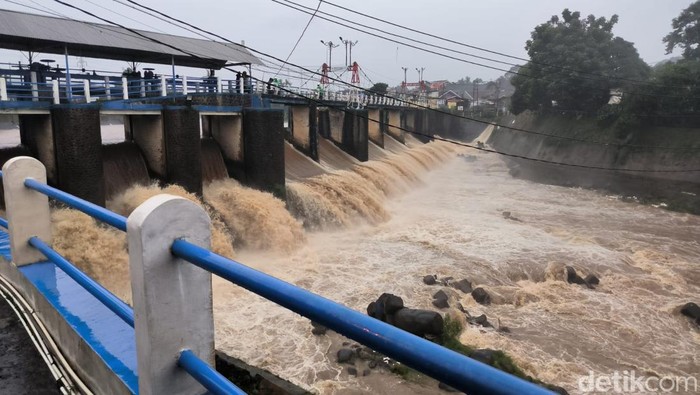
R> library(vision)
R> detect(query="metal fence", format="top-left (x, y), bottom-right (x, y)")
top-left (0, 156), bottom-right (553, 395)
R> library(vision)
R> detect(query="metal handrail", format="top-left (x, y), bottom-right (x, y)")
top-left (23, 178), bottom-right (127, 231)
top-left (178, 350), bottom-right (246, 395)
top-left (171, 239), bottom-right (554, 395)
top-left (28, 236), bottom-right (134, 327)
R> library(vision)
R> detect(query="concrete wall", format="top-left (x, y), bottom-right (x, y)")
top-left (242, 109), bottom-right (286, 199)
top-left (289, 105), bottom-right (318, 161)
top-left (19, 114), bottom-right (55, 184)
top-left (129, 115), bottom-right (166, 178)
top-left (162, 108), bottom-right (202, 196)
top-left (386, 109), bottom-right (404, 143)
top-left (367, 109), bottom-right (383, 148)
top-left (51, 106), bottom-right (105, 206)
top-left (328, 108), bottom-right (345, 143)
top-left (204, 114), bottom-right (245, 180)
top-left (341, 109), bottom-right (369, 162)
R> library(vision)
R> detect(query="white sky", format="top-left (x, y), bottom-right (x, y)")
top-left (0, 0), bottom-right (694, 88)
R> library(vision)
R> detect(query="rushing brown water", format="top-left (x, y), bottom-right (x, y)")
top-left (48, 131), bottom-right (698, 394)
top-left (214, 145), bottom-right (699, 394)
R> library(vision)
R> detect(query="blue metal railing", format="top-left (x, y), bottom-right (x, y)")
top-left (2, 170), bottom-right (555, 394)
top-left (178, 350), bottom-right (246, 395)
top-left (171, 240), bottom-right (552, 395)
top-left (23, 178), bottom-right (127, 231)
top-left (28, 236), bottom-right (135, 327)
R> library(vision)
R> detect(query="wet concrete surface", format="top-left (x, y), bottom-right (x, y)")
top-left (0, 296), bottom-right (61, 395)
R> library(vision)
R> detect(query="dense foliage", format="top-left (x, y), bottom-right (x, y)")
top-left (663, 1), bottom-right (700, 60)
top-left (510, 9), bottom-right (649, 114)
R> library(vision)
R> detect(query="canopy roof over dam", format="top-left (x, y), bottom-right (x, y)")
top-left (0, 9), bottom-right (263, 69)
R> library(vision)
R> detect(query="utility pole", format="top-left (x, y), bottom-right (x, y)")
top-left (415, 67), bottom-right (425, 94)
top-left (320, 40), bottom-right (339, 69)
top-left (339, 37), bottom-right (358, 69)
top-left (401, 66), bottom-right (408, 95)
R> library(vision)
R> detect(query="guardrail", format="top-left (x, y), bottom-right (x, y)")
top-left (0, 68), bottom-right (419, 109)
top-left (0, 156), bottom-right (554, 394)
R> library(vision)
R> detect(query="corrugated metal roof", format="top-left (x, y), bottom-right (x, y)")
top-left (0, 8), bottom-right (263, 69)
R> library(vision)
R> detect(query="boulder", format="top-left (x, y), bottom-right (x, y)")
top-left (452, 279), bottom-right (473, 294)
top-left (471, 288), bottom-right (491, 305)
top-left (311, 321), bottom-right (327, 336)
top-left (390, 309), bottom-right (444, 337)
top-left (423, 275), bottom-right (437, 285)
top-left (347, 367), bottom-right (357, 376)
top-left (565, 266), bottom-right (586, 285)
top-left (584, 274), bottom-right (600, 286)
top-left (367, 293), bottom-right (405, 321)
top-left (432, 298), bottom-right (449, 309)
top-left (468, 314), bottom-right (492, 328)
top-left (362, 369), bottom-right (371, 377)
top-left (337, 349), bottom-right (354, 364)
top-left (680, 302), bottom-right (700, 324)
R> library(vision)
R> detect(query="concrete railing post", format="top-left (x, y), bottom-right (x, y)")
top-left (83, 80), bottom-right (91, 103)
top-left (30, 72), bottom-right (39, 102)
top-left (182, 76), bottom-right (188, 95)
top-left (127, 194), bottom-right (214, 395)
top-left (104, 76), bottom-right (112, 100)
top-left (216, 76), bottom-right (222, 93)
top-left (122, 77), bottom-right (129, 100)
top-left (52, 80), bottom-right (60, 104)
top-left (0, 77), bottom-right (6, 101)
top-left (161, 75), bottom-right (168, 96)
top-left (2, 157), bottom-right (52, 266)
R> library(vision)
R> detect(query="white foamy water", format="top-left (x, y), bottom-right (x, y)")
top-left (212, 148), bottom-right (700, 394)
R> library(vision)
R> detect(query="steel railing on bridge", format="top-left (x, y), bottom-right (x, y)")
top-left (0, 68), bottom-right (424, 109)
top-left (0, 156), bottom-right (551, 395)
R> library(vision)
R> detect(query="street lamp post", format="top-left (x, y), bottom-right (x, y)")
top-left (320, 40), bottom-right (340, 69)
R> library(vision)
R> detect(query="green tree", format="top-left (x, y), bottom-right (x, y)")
top-left (510, 9), bottom-right (649, 114)
top-left (369, 82), bottom-right (388, 95)
top-left (663, 1), bottom-right (700, 60)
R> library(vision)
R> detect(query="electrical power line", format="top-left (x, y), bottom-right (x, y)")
top-left (54, 0), bottom-right (700, 158)
top-left (272, 0), bottom-right (700, 100)
top-left (318, 0), bottom-right (689, 90)
top-left (273, 0), bottom-right (323, 78)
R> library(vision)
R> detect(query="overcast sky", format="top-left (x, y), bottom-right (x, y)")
top-left (0, 0), bottom-right (694, 88)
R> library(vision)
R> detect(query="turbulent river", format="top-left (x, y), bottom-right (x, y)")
top-left (214, 148), bottom-right (699, 394)
top-left (49, 129), bottom-right (699, 394)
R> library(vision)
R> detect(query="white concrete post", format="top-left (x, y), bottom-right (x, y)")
top-left (182, 76), bottom-right (188, 95)
top-left (140, 79), bottom-right (146, 98)
top-left (127, 195), bottom-right (214, 395)
top-left (52, 80), bottom-right (60, 104)
top-left (104, 76), bottom-right (112, 100)
top-left (2, 157), bottom-right (52, 266)
top-left (83, 80), bottom-right (91, 103)
top-left (122, 77), bottom-right (129, 100)
top-left (216, 76), bottom-right (222, 93)
top-left (160, 75), bottom-right (167, 96)
top-left (30, 72), bottom-right (39, 102)
top-left (0, 77), bottom-right (6, 101)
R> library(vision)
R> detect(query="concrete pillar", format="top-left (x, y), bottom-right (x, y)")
top-left (327, 108), bottom-right (345, 144)
top-left (367, 108), bottom-right (384, 148)
top-left (162, 107), bottom-right (202, 195)
top-left (19, 114), bottom-right (55, 184)
top-left (386, 109), bottom-right (404, 143)
top-left (317, 108), bottom-right (331, 139)
top-left (2, 157), bottom-right (51, 265)
top-left (51, 105), bottom-right (105, 206)
top-left (129, 115), bottom-right (166, 178)
top-left (205, 114), bottom-right (244, 181)
top-left (289, 105), bottom-right (318, 161)
top-left (242, 108), bottom-right (286, 199)
top-left (341, 109), bottom-right (369, 162)
top-left (127, 194), bottom-right (213, 395)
